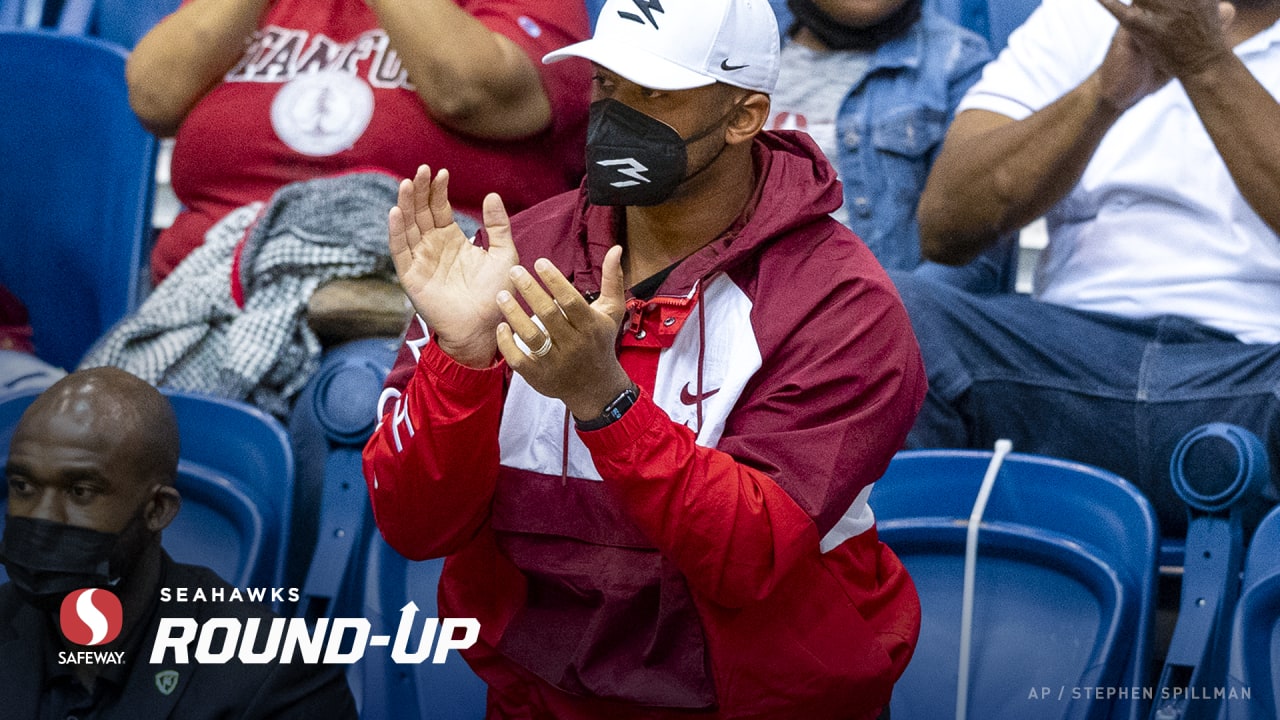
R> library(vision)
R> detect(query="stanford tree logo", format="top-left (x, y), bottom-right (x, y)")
top-left (60, 588), bottom-right (123, 646)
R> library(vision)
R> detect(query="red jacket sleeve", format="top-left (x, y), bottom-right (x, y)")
top-left (362, 330), bottom-right (505, 560)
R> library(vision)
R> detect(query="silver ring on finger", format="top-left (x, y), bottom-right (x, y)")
top-left (529, 334), bottom-right (553, 358)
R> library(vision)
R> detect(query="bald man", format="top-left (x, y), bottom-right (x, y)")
top-left (0, 368), bottom-right (356, 720)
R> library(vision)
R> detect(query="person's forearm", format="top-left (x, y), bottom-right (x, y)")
top-left (126, 0), bottom-right (272, 136)
top-left (579, 394), bottom-right (819, 610)
top-left (1182, 53), bottom-right (1280, 237)
top-left (363, 339), bottom-right (504, 561)
top-left (917, 75), bottom-right (1124, 264)
top-left (369, 0), bottom-right (552, 139)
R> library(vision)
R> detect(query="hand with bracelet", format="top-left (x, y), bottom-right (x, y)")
top-left (391, 162), bottom-right (635, 428)
top-left (495, 247), bottom-right (638, 430)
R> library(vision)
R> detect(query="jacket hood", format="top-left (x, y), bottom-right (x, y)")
top-left (567, 129), bottom-right (845, 299)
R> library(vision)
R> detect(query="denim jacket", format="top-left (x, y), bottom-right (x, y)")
top-left (773, 6), bottom-right (992, 272)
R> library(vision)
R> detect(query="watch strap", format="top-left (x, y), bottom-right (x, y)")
top-left (574, 385), bottom-right (639, 432)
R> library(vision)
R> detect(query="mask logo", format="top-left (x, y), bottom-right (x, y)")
top-left (597, 158), bottom-right (652, 188)
top-left (155, 669), bottom-right (180, 696)
top-left (618, 0), bottom-right (664, 29)
top-left (585, 98), bottom-right (740, 207)
top-left (59, 588), bottom-right (123, 646)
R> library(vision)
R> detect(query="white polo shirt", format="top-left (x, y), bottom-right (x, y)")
top-left (959, 0), bottom-right (1280, 344)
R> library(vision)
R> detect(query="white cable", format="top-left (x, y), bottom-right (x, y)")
top-left (957, 439), bottom-right (1014, 720)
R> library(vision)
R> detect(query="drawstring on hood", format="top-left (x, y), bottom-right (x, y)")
top-left (695, 286), bottom-right (707, 433)
top-left (562, 407), bottom-right (571, 486)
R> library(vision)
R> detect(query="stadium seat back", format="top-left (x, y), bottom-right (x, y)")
top-left (1, 0), bottom-right (178, 46)
top-left (0, 0), bottom-right (21, 26)
top-left (291, 338), bottom-right (399, 609)
top-left (342, 538), bottom-right (489, 720)
top-left (585, 0), bottom-right (605, 29)
top-left (0, 0), bottom-right (50, 28)
top-left (93, 0), bottom-right (180, 47)
top-left (985, 0), bottom-right (1042, 54)
top-left (872, 449), bottom-right (1159, 720)
top-left (292, 338), bottom-right (489, 719)
top-left (53, 0), bottom-right (90, 33)
top-left (163, 390), bottom-right (294, 591)
top-left (1220, 505), bottom-right (1280, 719)
top-left (0, 30), bottom-right (156, 371)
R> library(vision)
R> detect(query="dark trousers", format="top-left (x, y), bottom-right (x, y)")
top-left (891, 272), bottom-right (1280, 538)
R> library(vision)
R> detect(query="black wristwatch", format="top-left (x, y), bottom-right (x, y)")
top-left (574, 385), bottom-right (639, 431)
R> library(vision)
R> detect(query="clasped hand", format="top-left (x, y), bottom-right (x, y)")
top-left (1096, 0), bottom-right (1236, 109)
top-left (389, 165), bottom-right (632, 420)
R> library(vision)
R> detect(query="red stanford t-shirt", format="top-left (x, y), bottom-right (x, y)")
top-left (155, 0), bottom-right (589, 282)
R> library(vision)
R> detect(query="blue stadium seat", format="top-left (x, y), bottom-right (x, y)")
top-left (343, 533), bottom-right (489, 720)
top-left (984, 0), bottom-right (1041, 54)
top-left (51, 0), bottom-right (179, 47)
top-left (291, 338), bottom-right (488, 718)
top-left (585, 0), bottom-right (605, 29)
top-left (872, 449), bottom-right (1159, 720)
top-left (92, 0), bottom-right (179, 47)
top-left (766, 0), bottom-right (791, 34)
top-left (0, 30), bottom-right (156, 372)
top-left (1221, 505), bottom-right (1280, 719)
top-left (163, 389), bottom-right (294, 592)
top-left (0, 387), bottom-right (34, 454)
top-left (0, 388), bottom-right (294, 596)
top-left (0, 0), bottom-right (49, 28)
top-left (1148, 423), bottom-right (1269, 720)
top-left (291, 338), bottom-right (399, 612)
top-left (302, 467), bottom-right (489, 719)
top-left (1, 0), bottom-right (176, 46)
top-left (0, 0), bottom-right (21, 26)
top-left (54, 0), bottom-right (90, 33)
top-left (0, 350), bottom-right (64, 403)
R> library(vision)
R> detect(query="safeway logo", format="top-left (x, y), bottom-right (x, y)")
top-left (60, 589), bottom-right (123, 646)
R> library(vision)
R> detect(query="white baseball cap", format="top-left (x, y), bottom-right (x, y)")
top-left (543, 0), bottom-right (780, 94)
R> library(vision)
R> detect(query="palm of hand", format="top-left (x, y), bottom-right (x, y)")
top-left (389, 166), bottom-right (520, 366)
top-left (400, 228), bottom-right (516, 346)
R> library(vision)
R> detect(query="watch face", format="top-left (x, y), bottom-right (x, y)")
top-left (576, 387), bottom-right (638, 431)
top-left (609, 387), bottom-right (638, 414)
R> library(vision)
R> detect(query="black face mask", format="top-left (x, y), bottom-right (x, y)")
top-left (0, 514), bottom-right (148, 612)
top-left (787, 0), bottom-right (923, 51)
top-left (585, 98), bottom-right (737, 207)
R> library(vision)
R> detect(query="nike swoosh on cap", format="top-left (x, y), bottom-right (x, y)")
top-left (720, 59), bottom-right (749, 71)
